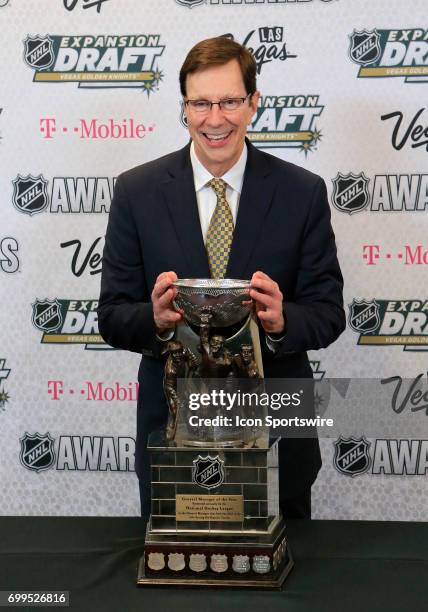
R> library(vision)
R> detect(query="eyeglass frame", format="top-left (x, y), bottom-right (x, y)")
top-left (183, 93), bottom-right (253, 113)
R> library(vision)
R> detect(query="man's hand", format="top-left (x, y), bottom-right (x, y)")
top-left (249, 271), bottom-right (285, 335)
top-left (151, 271), bottom-right (182, 333)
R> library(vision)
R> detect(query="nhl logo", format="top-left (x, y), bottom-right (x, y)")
top-left (175, 0), bottom-right (205, 7)
top-left (348, 299), bottom-right (380, 334)
top-left (332, 172), bottom-right (369, 215)
top-left (349, 29), bottom-right (381, 66)
top-left (333, 436), bottom-right (371, 476)
top-left (23, 35), bottom-right (54, 70)
top-left (12, 174), bottom-right (49, 216)
top-left (192, 455), bottom-right (224, 490)
top-left (32, 299), bottom-right (63, 332)
top-left (20, 432), bottom-right (56, 472)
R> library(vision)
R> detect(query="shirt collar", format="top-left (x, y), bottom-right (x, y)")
top-left (190, 141), bottom-right (247, 194)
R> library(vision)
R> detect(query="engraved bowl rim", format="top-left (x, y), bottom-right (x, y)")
top-left (173, 278), bottom-right (251, 290)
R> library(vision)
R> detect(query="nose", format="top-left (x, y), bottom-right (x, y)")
top-left (204, 103), bottom-right (226, 127)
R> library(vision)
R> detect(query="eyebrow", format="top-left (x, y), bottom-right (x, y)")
top-left (190, 93), bottom-right (245, 99)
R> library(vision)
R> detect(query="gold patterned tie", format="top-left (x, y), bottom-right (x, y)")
top-left (206, 178), bottom-right (234, 279)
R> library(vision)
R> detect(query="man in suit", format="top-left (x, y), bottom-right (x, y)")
top-left (98, 37), bottom-right (345, 520)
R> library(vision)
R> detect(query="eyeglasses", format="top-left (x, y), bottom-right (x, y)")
top-left (184, 94), bottom-right (252, 113)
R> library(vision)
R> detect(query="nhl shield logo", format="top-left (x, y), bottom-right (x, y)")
top-left (192, 455), bottom-right (224, 490)
top-left (32, 299), bottom-right (63, 332)
top-left (349, 29), bottom-right (381, 66)
top-left (333, 436), bottom-right (371, 476)
top-left (12, 174), bottom-right (49, 216)
top-left (176, 0), bottom-right (205, 7)
top-left (20, 432), bottom-right (56, 472)
top-left (332, 172), bottom-right (369, 215)
top-left (348, 299), bottom-right (380, 334)
top-left (23, 35), bottom-right (54, 70)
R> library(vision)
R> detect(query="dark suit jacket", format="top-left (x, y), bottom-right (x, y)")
top-left (98, 140), bottom-right (345, 503)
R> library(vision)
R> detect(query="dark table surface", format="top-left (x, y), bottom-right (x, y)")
top-left (1, 517), bottom-right (427, 612)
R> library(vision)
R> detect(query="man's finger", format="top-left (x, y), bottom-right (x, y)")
top-left (152, 277), bottom-right (177, 299)
top-left (250, 277), bottom-right (278, 296)
top-left (252, 270), bottom-right (271, 281)
top-left (156, 287), bottom-right (177, 308)
top-left (249, 288), bottom-right (277, 309)
top-left (257, 310), bottom-right (272, 324)
top-left (154, 271), bottom-right (178, 289)
top-left (156, 270), bottom-right (177, 281)
top-left (256, 310), bottom-right (284, 331)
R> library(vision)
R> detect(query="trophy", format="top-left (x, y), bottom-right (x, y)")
top-left (137, 279), bottom-right (293, 589)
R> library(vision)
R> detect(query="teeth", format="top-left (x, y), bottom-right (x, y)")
top-left (206, 133), bottom-right (229, 140)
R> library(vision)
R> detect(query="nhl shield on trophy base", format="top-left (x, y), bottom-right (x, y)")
top-left (137, 280), bottom-right (294, 589)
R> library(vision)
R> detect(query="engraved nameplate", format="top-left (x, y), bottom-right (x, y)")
top-left (176, 494), bottom-right (244, 522)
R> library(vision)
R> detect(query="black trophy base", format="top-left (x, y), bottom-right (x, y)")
top-left (136, 519), bottom-right (293, 589)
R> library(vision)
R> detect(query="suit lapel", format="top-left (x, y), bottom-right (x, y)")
top-left (160, 144), bottom-right (211, 278)
top-left (227, 141), bottom-right (276, 279)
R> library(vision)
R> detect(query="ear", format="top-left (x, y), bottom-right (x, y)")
top-left (181, 100), bottom-right (188, 126)
top-left (248, 90), bottom-right (260, 122)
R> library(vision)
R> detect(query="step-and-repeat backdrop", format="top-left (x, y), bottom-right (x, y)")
top-left (1, 0), bottom-right (427, 519)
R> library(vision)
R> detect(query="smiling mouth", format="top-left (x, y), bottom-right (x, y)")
top-left (203, 131), bottom-right (232, 144)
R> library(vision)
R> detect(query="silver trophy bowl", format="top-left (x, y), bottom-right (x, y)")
top-left (173, 278), bottom-right (252, 327)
